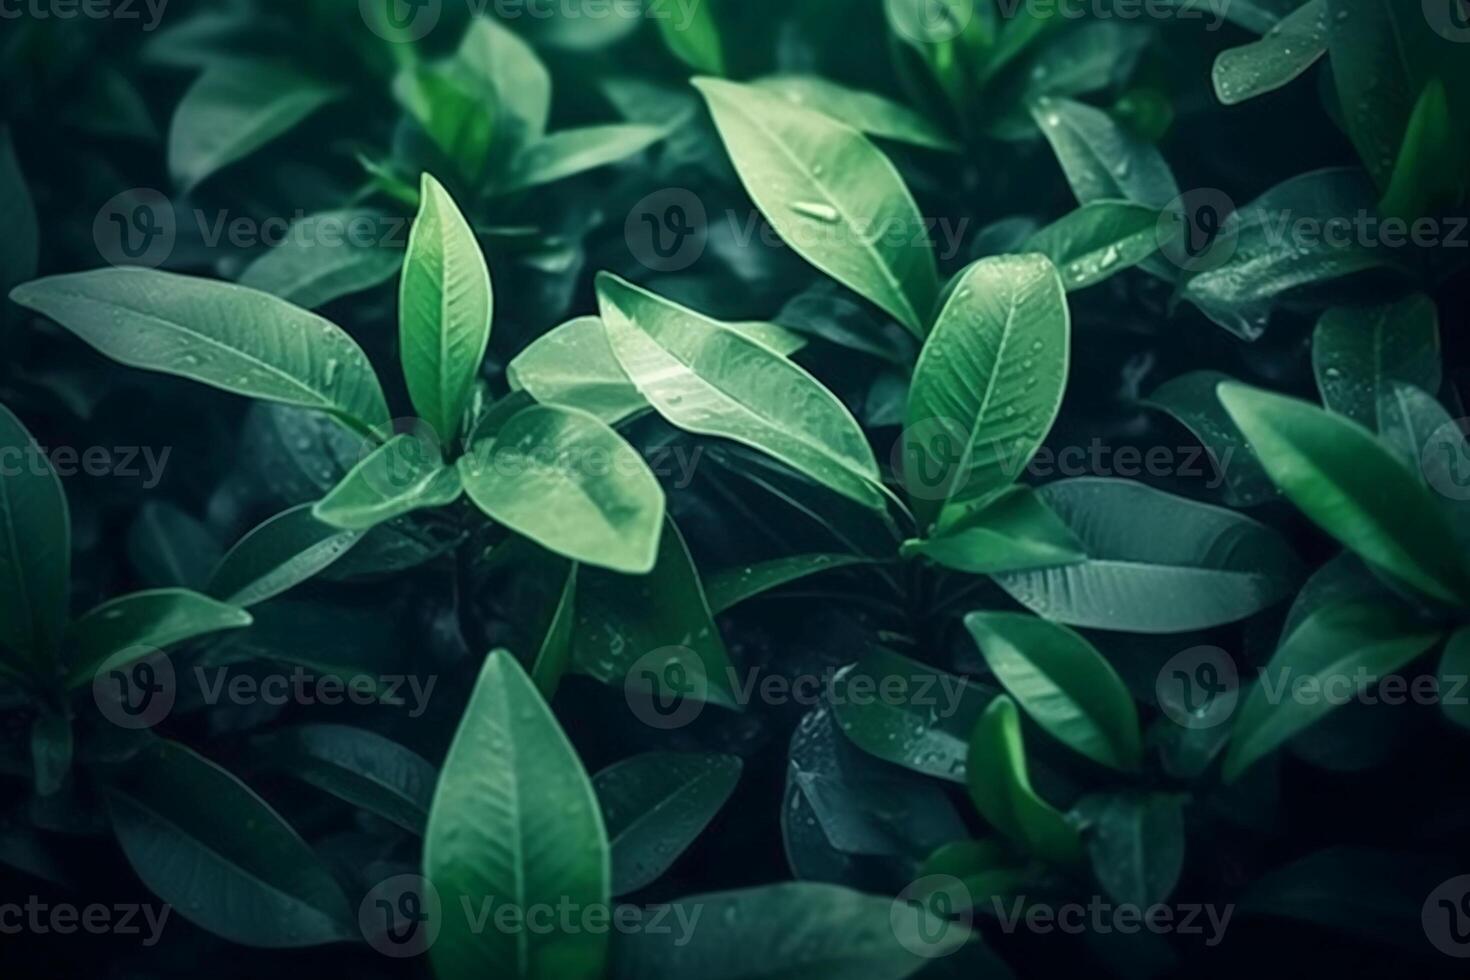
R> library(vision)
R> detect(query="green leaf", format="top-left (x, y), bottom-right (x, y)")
top-left (657, 0), bottom-right (725, 75)
top-left (237, 209), bottom-right (405, 310)
top-left (105, 739), bottom-right (355, 946)
top-left (1218, 382), bottom-right (1470, 605)
top-left (392, 63), bottom-right (497, 182)
top-left (457, 14), bottom-right (551, 158)
top-left (1313, 294), bottom-right (1441, 431)
top-left (753, 75), bottom-right (959, 153)
top-left (66, 589), bottom-right (252, 689)
top-left (1223, 598), bottom-right (1445, 781)
top-left (902, 484), bottom-right (1086, 574)
top-left (1326, 0), bottom-right (1444, 188)
top-left (1031, 96), bottom-right (1180, 209)
top-left (508, 316), bottom-right (648, 426)
top-left (10, 269), bottom-right (391, 437)
top-left (1022, 201), bottom-right (1162, 291)
top-left (903, 254), bottom-right (1070, 527)
top-left (424, 650), bottom-right (609, 980)
top-left (1438, 627), bottom-right (1470, 730)
top-left (509, 317), bottom-right (802, 428)
top-left (609, 882), bottom-right (967, 978)
top-left (595, 752), bottom-right (741, 895)
top-left (168, 61), bottom-right (343, 189)
top-left (1377, 381), bottom-right (1458, 472)
top-left (208, 504), bottom-right (364, 607)
top-left (918, 839), bottom-right (1032, 911)
top-left (993, 478), bottom-right (1302, 633)
top-left (694, 77), bottom-right (939, 336)
top-left (1142, 370), bottom-right (1277, 507)
top-left (705, 554), bottom-right (873, 614)
top-left (832, 647), bottom-right (997, 783)
top-left (497, 124), bottom-right (667, 196)
top-left (1073, 793), bottom-right (1186, 907)
top-left (400, 174), bottom-right (493, 444)
top-left (965, 611), bottom-right (1142, 771)
top-left (530, 561), bottom-right (578, 698)
top-left (265, 724), bottom-right (436, 835)
top-left (1212, 0), bottom-right (1329, 105)
top-left (459, 403), bottom-right (666, 574)
top-left (0, 127), bottom-right (38, 305)
top-left (313, 434), bottom-right (463, 532)
top-left (1180, 168), bottom-right (1395, 340)
top-left (598, 273), bottom-right (885, 511)
top-left (966, 695), bottom-right (1083, 864)
top-left (573, 517), bottom-right (740, 709)
top-left (0, 403), bottom-right (70, 668)
top-left (1379, 78), bottom-right (1470, 222)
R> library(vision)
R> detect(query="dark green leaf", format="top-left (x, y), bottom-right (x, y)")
top-left (424, 650), bottom-right (608, 980)
top-left (595, 752), bottom-right (741, 895)
top-left (965, 612), bottom-right (1142, 771)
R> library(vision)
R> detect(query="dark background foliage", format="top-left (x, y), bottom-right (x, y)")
top-left (2, 0), bottom-right (1469, 977)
